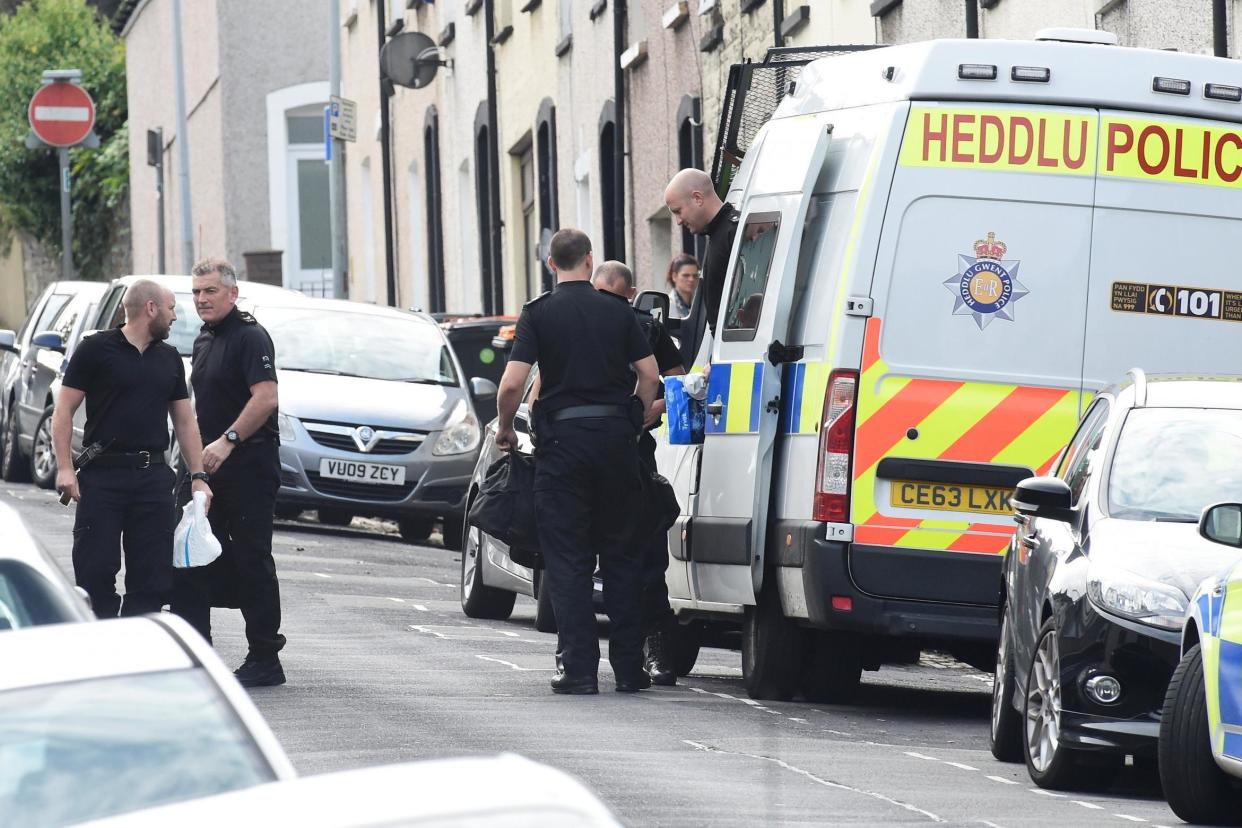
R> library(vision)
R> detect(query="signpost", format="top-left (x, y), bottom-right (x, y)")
top-left (27, 70), bottom-right (96, 280)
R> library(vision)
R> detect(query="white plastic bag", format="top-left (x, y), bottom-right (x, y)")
top-left (173, 491), bottom-right (221, 568)
top-left (682, 371), bottom-right (709, 401)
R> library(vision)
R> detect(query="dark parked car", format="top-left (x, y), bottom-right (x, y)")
top-left (991, 371), bottom-right (1242, 791)
top-left (435, 314), bottom-right (515, 426)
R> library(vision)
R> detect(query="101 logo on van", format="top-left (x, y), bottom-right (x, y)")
top-left (944, 232), bottom-right (1030, 330)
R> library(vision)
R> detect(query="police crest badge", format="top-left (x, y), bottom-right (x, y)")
top-left (943, 232), bottom-right (1029, 330)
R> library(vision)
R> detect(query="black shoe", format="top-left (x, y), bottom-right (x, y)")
top-left (234, 656), bottom-right (286, 688)
top-left (615, 672), bottom-right (652, 693)
top-left (550, 672), bottom-right (598, 695)
top-left (644, 631), bottom-right (676, 687)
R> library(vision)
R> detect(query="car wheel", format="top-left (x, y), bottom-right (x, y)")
top-left (1159, 643), bottom-right (1242, 825)
top-left (398, 517), bottom-right (433, 543)
top-left (1, 407), bottom-right (30, 483)
top-left (29, 405), bottom-right (57, 490)
top-left (440, 516), bottom-right (464, 551)
top-left (533, 568), bottom-right (557, 633)
top-left (800, 631), bottom-right (862, 704)
top-left (742, 586), bottom-right (803, 701)
top-left (317, 508), bottom-right (353, 527)
top-left (670, 622), bottom-right (702, 677)
top-left (460, 521), bottom-right (516, 620)
top-left (990, 610), bottom-right (1025, 762)
top-left (1024, 619), bottom-right (1121, 790)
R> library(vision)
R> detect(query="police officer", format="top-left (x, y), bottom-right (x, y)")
top-left (496, 229), bottom-right (661, 695)
top-left (52, 279), bottom-right (212, 617)
top-left (591, 261), bottom-right (685, 686)
top-left (170, 258), bottom-right (285, 688)
top-left (664, 168), bottom-right (739, 362)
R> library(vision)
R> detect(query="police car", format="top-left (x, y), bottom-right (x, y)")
top-left (656, 31), bottom-right (1242, 703)
top-left (1159, 523), bottom-right (1242, 824)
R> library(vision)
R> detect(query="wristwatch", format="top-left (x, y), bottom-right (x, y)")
top-left (190, 472), bottom-right (210, 483)
top-left (225, 430), bottom-right (241, 445)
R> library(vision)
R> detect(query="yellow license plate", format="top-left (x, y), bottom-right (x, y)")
top-left (891, 480), bottom-right (1013, 515)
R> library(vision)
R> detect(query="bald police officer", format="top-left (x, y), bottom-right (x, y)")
top-left (495, 229), bottom-right (661, 695)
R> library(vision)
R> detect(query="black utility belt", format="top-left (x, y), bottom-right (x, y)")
top-left (92, 450), bottom-right (167, 469)
top-left (547, 404), bottom-right (631, 422)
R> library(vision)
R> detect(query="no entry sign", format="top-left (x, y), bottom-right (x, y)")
top-left (28, 81), bottom-right (95, 148)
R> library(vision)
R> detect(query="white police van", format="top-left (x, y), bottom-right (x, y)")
top-left (658, 30), bottom-right (1242, 701)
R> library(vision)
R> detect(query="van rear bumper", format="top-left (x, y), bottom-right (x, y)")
top-left (781, 526), bottom-right (1000, 643)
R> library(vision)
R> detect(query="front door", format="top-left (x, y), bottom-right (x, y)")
top-left (690, 115), bottom-right (833, 605)
top-left (286, 146), bottom-right (333, 297)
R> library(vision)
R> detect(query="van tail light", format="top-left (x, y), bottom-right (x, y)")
top-left (813, 370), bottom-right (858, 523)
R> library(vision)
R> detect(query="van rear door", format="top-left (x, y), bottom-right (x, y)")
top-left (1083, 112), bottom-right (1242, 385)
top-left (692, 114), bottom-right (833, 605)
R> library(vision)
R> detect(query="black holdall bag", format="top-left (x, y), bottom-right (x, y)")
top-left (468, 450), bottom-right (541, 567)
top-left (640, 451), bottom-right (680, 535)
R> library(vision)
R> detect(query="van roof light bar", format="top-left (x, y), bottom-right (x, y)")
top-left (1011, 66), bottom-right (1051, 83)
top-left (958, 63), bottom-right (997, 81)
top-left (1205, 83), bottom-right (1242, 102)
top-left (1153, 76), bottom-right (1192, 96)
top-left (1128, 368), bottom-right (1148, 407)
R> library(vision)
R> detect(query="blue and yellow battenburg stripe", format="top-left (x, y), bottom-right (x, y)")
top-left (1200, 567), bottom-right (1242, 761)
top-left (702, 361), bottom-right (831, 435)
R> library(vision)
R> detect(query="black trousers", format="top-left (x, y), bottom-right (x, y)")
top-left (72, 464), bottom-right (176, 618)
top-left (171, 442), bottom-right (285, 659)
top-left (637, 432), bottom-right (674, 636)
top-left (534, 417), bottom-right (643, 679)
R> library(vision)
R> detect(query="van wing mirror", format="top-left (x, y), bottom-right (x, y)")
top-left (634, 290), bottom-right (670, 323)
top-left (1199, 502), bottom-right (1242, 548)
top-left (1011, 476), bottom-right (1073, 523)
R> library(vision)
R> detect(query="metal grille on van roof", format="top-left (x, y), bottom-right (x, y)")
top-left (710, 44), bottom-right (879, 191)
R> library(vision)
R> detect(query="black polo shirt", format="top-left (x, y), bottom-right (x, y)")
top-left (699, 202), bottom-right (739, 337)
top-left (191, 307), bottom-right (279, 444)
top-left (62, 328), bottom-right (188, 451)
top-left (510, 280), bottom-right (652, 414)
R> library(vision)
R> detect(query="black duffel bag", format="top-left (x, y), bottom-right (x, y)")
top-left (639, 452), bottom-right (680, 536)
top-left (468, 451), bottom-right (540, 565)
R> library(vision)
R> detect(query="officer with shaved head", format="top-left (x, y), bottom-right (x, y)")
top-left (52, 279), bottom-right (212, 618)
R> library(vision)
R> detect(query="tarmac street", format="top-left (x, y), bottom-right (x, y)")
top-left (2, 481), bottom-right (1186, 827)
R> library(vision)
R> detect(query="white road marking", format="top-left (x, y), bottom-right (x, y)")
top-left (476, 655), bottom-right (549, 672)
top-left (789, 718), bottom-right (810, 724)
top-left (1070, 801), bottom-right (1103, 810)
top-left (387, 597), bottom-right (405, 603)
top-left (411, 604), bottom-right (428, 612)
top-left (978, 821), bottom-right (1005, 828)
top-left (944, 762), bottom-right (978, 771)
top-left (313, 572), bottom-right (331, 579)
top-left (985, 776), bottom-right (1019, 785)
top-left (682, 740), bottom-right (944, 823)
top-left (1112, 816), bottom-right (1146, 823)
top-left (825, 729), bottom-right (853, 737)
top-left (904, 752), bottom-right (940, 761)
top-left (412, 577), bottom-right (453, 587)
top-left (1030, 789), bottom-right (1065, 798)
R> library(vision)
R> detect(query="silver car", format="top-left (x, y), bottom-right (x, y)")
top-left (0, 501), bottom-right (93, 629)
top-left (253, 299), bottom-right (494, 548)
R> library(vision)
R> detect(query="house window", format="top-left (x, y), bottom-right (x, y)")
top-left (535, 99), bottom-right (558, 293)
top-left (475, 104), bottom-right (502, 314)
top-left (424, 108), bottom-right (447, 313)
top-left (599, 101), bottom-right (618, 261)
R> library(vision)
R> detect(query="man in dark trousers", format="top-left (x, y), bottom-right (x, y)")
top-left (52, 279), bottom-right (212, 617)
top-left (664, 168), bottom-right (739, 363)
top-left (170, 258), bottom-right (285, 688)
top-left (495, 229), bottom-right (660, 695)
top-left (591, 261), bottom-right (685, 685)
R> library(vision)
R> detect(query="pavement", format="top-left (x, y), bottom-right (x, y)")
top-left (2, 480), bottom-right (1186, 827)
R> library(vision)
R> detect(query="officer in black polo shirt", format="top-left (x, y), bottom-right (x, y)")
top-left (52, 279), bottom-right (212, 618)
top-left (495, 229), bottom-right (661, 695)
top-left (590, 261), bottom-right (686, 686)
top-left (170, 257), bottom-right (285, 688)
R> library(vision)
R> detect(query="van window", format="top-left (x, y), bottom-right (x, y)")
top-left (722, 212), bottom-right (780, 342)
top-left (788, 193), bottom-right (853, 346)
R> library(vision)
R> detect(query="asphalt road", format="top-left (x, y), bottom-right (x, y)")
top-left (3, 481), bottom-right (1186, 827)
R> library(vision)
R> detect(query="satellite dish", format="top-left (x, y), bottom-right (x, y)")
top-left (380, 31), bottom-right (447, 89)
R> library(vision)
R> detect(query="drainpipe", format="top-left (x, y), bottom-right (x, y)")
top-left (484, 0), bottom-right (504, 312)
top-left (1213, 0), bottom-right (1228, 57)
top-left (612, 0), bottom-right (627, 262)
top-left (377, 0), bottom-right (397, 306)
top-left (965, 0), bottom-right (979, 39)
top-left (773, 0), bottom-right (785, 48)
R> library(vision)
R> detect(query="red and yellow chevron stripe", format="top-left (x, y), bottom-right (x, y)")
top-left (851, 318), bottom-right (1081, 554)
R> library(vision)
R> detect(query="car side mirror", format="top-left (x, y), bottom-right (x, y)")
top-left (1011, 476), bottom-right (1074, 522)
top-left (1199, 502), bottom-right (1242, 548)
top-left (0, 330), bottom-right (15, 352)
top-left (470, 377), bottom-right (498, 400)
top-left (634, 290), bottom-right (670, 324)
top-left (31, 331), bottom-right (65, 353)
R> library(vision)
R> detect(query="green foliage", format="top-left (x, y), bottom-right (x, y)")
top-left (0, 0), bottom-right (126, 279)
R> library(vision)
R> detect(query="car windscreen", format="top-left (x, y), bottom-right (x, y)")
top-left (0, 561), bottom-right (83, 630)
top-left (259, 306), bottom-right (459, 385)
top-left (0, 668), bottom-right (275, 826)
top-left (1108, 408), bottom-right (1242, 522)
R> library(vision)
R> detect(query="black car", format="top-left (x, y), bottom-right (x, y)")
top-left (434, 314), bottom-right (515, 426)
top-left (990, 371), bottom-right (1242, 790)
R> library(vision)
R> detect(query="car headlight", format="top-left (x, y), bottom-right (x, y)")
top-left (277, 412), bottom-right (297, 442)
top-left (432, 400), bottom-right (480, 456)
top-left (1086, 562), bottom-right (1188, 630)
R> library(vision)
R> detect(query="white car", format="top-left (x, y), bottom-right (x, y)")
top-left (0, 500), bottom-right (92, 629)
top-left (0, 615), bottom-right (295, 825)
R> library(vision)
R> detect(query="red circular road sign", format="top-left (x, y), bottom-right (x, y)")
top-left (28, 82), bottom-right (95, 148)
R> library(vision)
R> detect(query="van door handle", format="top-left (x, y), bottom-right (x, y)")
top-left (1020, 533), bottom-right (1037, 548)
top-left (706, 400), bottom-right (724, 417)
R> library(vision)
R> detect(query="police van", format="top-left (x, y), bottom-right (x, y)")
top-left (657, 30), bottom-right (1242, 702)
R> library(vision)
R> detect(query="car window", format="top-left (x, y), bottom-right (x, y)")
top-left (1109, 408), bottom-right (1242, 522)
top-left (166, 293), bottom-right (200, 357)
top-left (98, 286), bottom-right (125, 330)
top-left (0, 668), bottom-right (275, 826)
top-left (0, 562), bottom-right (81, 630)
top-left (26, 294), bottom-right (70, 343)
top-left (1057, 399), bottom-right (1110, 505)
top-left (721, 213), bottom-right (780, 342)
